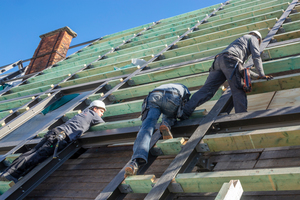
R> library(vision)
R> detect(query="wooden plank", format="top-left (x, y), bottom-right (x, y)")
top-left (175, 167), bottom-right (300, 193)
top-left (203, 125), bottom-right (300, 152)
top-left (123, 175), bottom-right (156, 193)
top-left (255, 157), bottom-right (300, 169)
top-left (209, 153), bottom-right (260, 163)
top-left (0, 94), bottom-right (48, 112)
top-left (230, 92), bottom-right (275, 114)
top-left (268, 88), bottom-right (300, 109)
top-left (198, 91), bottom-right (274, 113)
top-left (0, 181), bottom-right (14, 195)
top-left (155, 137), bottom-right (186, 155)
top-left (259, 149), bottom-right (300, 160)
top-left (213, 161), bottom-right (257, 171)
top-left (120, 167), bottom-right (300, 193)
top-left (215, 180), bottom-right (243, 200)
top-left (3, 153), bottom-right (21, 166)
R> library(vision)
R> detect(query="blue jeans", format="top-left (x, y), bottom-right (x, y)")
top-left (132, 91), bottom-right (181, 163)
top-left (183, 54), bottom-right (247, 116)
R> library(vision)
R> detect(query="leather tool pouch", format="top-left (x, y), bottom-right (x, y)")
top-left (242, 68), bottom-right (252, 93)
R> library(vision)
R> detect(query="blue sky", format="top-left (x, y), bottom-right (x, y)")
top-left (0, 0), bottom-right (224, 70)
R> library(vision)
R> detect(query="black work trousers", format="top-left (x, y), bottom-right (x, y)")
top-left (5, 130), bottom-right (68, 179)
top-left (183, 54), bottom-right (247, 116)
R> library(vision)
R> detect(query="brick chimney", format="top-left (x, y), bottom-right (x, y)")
top-left (25, 26), bottom-right (77, 75)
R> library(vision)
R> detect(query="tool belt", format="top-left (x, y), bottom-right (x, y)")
top-left (51, 128), bottom-right (67, 159)
top-left (228, 56), bottom-right (252, 93)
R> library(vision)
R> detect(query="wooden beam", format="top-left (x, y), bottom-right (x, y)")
top-left (203, 125), bottom-right (300, 152)
top-left (0, 181), bottom-right (14, 195)
top-left (0, 94), bottom-right (48, 112)
top-left (3, 153), bottom-right (21, 166)
top-left (123, 175), bottom-right (157, 193)
top-left (119, 166), bottom-right (300, 193)
top-left (155, 137), bottom-right (187, 155)
top-left (175, 167), bottom-right (300, 193)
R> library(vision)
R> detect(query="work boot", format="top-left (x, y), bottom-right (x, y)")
top-left (0, 172), bottom-right (18, 183)
top-left (124, 160), bottom-right (139, 178)
top-left (160, 124), bottom-right (173, 139)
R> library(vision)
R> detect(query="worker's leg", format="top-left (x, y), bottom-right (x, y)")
top-left (161, 92), bottom-right (181, 127)
top-left (132, 93), bottom-right (162, 163)
top-left (183, 59), bottom-right (226, 117)
top-left (160, 92), bottom-right (181, 139)
top-left (220, 56), bottom-right (247, 113)
top-left (5, 132), bottom-right (67, 179)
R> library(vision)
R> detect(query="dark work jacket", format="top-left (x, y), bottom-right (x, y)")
top-left (56, 109), bottom-right (104, 141)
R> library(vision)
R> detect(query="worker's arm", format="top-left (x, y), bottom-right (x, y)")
top-left (91, 111), bottom-right (105, 125)
top-left (249, 36), bottom-right (265, 77)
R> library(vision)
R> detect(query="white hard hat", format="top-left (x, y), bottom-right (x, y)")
top-left (249, 30), bottom-right (262, 40)
top-left (88, 100), bottom-right (106, 111)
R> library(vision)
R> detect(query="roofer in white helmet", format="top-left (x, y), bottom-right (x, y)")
top-left (0, 100), bottom-right (106, 183)
top-left (180, 30), bottom-right (273, 119)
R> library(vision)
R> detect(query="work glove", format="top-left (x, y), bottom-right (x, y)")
top-left (259, 75), bottom-right (273, 81)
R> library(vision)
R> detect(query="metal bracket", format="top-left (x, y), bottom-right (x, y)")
top-left (284, 17), bottom-right (292, 23)
top-left (170, 44), bottom-right (178, 49)
top-left (195, 143), bottom-right (210, 152)
top-left (84, 99), bottom-right (92, 106)
top-left (168, 182), bottom-right (184, 193)
top-left (277, 27), bottom-right (285, 34)
top-left (150, 147), bottom-right (164, 156)
top-left (261, 51), bottom-right (270, 60)
top-left (182, 35), bottom-right (189, 40)
top-left (108, 94), bottom-right (116, 102)
top-left (71, 74), bottom-right (79, 79)
top-left (196, 157), bottom-right (214, 172)
top-left (127, 79), bottom-right (135, 86)
top-left (61, 116), bottom-right (69, 123)
top-left (86, 64), bottom-right (94, 69)
top-left (105, 84), bottom-right (112, 91)
top-left (291, 8), bottom-right (297, 14)
top-left (118, 184), bottom-right (133, 193)
top-left (157, 54), bottom-right (165, 60)
top-left (270, 38), bottom-right (277, 43)
top-left (100, 55), bottom-right (107, 60)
